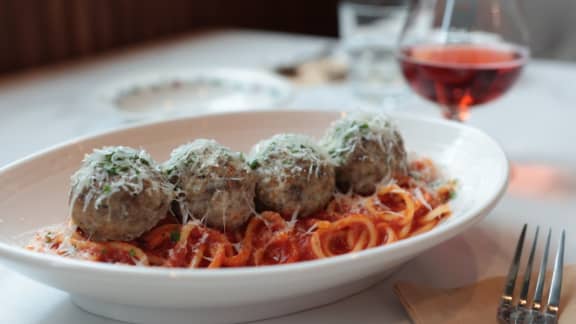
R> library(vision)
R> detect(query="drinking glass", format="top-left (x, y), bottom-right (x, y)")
top-left (396, 0), bottom-right (530, 121)
top-left (339, 0), bottom-right (409, 105)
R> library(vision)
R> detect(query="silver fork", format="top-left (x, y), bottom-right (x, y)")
top-left (497, 224), bottom-right (566, 324)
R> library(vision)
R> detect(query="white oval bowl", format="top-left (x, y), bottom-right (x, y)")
top-left (0, 110), bottom-right (508, 324)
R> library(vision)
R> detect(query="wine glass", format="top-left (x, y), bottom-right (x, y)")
top-left (396, 0), bottom-right (530, 122)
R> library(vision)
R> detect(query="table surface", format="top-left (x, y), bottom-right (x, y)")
top-left (1, 29), bottom-right (575, 324)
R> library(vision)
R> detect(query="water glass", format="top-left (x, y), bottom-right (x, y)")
top-left (338, 0), bottom-right (408, 104)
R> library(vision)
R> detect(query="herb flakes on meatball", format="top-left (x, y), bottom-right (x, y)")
top-left (320, 113), bottom-right (408, 195)
top-left (69, 146), bottom-right (173, 242)
top-left (249, 134), bottom-right (335, 218)
top-left (163, 139), bottom-right (256, 230)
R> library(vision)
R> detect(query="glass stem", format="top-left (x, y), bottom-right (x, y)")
top-left (442, 105), bottom-right (469, 122)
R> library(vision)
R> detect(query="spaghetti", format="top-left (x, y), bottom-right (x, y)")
top-left (27, 158), bottom-right (456, 268)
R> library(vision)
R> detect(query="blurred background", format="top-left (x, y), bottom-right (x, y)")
top-left (0, 0), bottom-right (575, 75)
top-left (0, 0), bottom-right (338, 74)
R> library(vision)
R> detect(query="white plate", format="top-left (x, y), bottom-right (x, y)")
top-left (0, 111), bottom-right (508, 324)
top-left (96, 69), bottom-right (292, 121)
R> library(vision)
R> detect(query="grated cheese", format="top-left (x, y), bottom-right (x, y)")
top-left (69, 146), bottom-right (171, 214)
top-left (162, 139), bottom-right (254, 226)
top-left (320, 113), bottom-right (407, 172)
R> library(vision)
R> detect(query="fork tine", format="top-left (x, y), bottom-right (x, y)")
top-left (532, 228), bottom-right (552, 310)
top-left (518, 226), bottom-right (539, 307)
top-left (546, 229), bottom-right (565, 315)
top-left (497, 224), bottom-right (528, 323)
top-left (503, 224), bottom-right (527, 298)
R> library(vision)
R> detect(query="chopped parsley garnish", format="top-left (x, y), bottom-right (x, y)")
top-left (129, 249), bottom-right (136, 257)
top-left (170, 231), bottom-right (181, 243)
top-left (449, 190), bottom-right (457, 200)
top-left (139, 158), bottom-right (150, 166)
top-left (343, 132), bottom-right (355, 143)
top-left (44, 232), bottom-right (53, 243)
top-left (99, 151), bottom-right (152, 176)
top-left (102, 184), bottom-right (111, 193)
top-left (249, 160), bottom-right (261, 170)
top-left (104, 165), bottom-right (118, 176)
top-left (359, 123), bottom-right (369, 130)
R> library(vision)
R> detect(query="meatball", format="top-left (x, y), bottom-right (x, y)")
top-left (320, 113), bottom-right (408, 195)
top-left (162, 139), bottom-right (256, 230)
top-left (249, 134), bottom-right (335, 218)
top-left (69, 146), bottom-right (173, 241)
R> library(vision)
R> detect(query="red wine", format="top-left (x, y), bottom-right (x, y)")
top-left (399, 45), bottom-right (527, 119)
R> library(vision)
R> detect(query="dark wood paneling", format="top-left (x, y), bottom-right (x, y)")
top-left (0, 0), bottom-right (339, 75)
top-left (41, 0), bottom-right (71, 61)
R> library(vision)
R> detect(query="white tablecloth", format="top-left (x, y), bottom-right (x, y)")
top-left (1, 30), bottom-right (575, 324)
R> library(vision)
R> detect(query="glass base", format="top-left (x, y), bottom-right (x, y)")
top-left (442, 106), bottom-right (470, 122)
